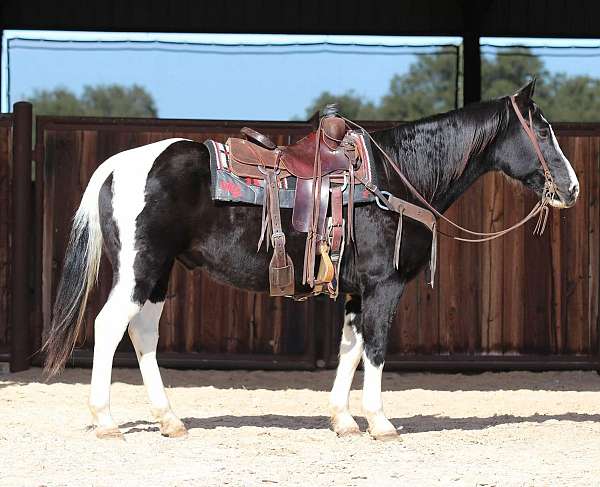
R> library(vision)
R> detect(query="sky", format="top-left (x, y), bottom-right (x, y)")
top-left (2, 31), bottom-right (600, 120)
top-left (1, 31), bottom-right (460, 119)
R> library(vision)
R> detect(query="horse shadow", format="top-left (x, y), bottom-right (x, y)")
top-left (120, 412), bottom-right (600, 435)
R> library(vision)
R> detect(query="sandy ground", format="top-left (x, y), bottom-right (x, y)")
top-left (1, 368), bottom-right (600, 487)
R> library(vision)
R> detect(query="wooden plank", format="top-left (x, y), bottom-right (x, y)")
top-left (270, 297), bottom-right (284, 355)
top-left (183, 269), bottom-right (201, 353)
top-left (395, 278), bottom-right (419, 354)
top-left (549, 184), bottom-right (564, 353)
top-left (197, 271), bottom-right (224, 353)
top-left (254, 293), bottom-right (273, 354)
top-left (46, 131), bottom-right (82, 335)
top-left (588, 136), bottom-right (600, 354)
top-left (438, 200), bottom-right (460, 354)
top-left (564, 137), bottom-right (589, 353)
top-left (480, 173), bottom-right (504, 353)
top-left (503, 175), bottom-right (526, 352)
top-left (281, 299), bottom-right (312, 355)
top-left (460, 175), bottom-right (483, 353)
top-left (522, 191), bottom-right (551, 353)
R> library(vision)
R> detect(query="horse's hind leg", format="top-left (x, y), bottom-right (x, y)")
top-left (329, 296), bottom-right (363, 436)
top-left (88, 281), bottom-right (141, 439)
top-left (128, 272), bottom-right (187, 438)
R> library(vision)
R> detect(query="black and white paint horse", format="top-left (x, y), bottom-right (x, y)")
top-left (44, 80), bottom-right (578, 440)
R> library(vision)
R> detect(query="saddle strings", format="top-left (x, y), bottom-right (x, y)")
top-left (341, 100), bottom-right (557, 244)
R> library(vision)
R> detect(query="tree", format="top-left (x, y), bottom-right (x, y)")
top-left (301, 52), bottom-right (459, 121)
top-left (26, 84), bottom-right (158, 117)
top-left (303, 47), bottom-right (600, 122)
top-left (481, 48), bottom-right (549, 101)
top-left (538, 74), bottom-right (600, 122)
top-left (303, 90), bottom-right (379, 120)
top-left (379, 53), bottom-right (458, 120)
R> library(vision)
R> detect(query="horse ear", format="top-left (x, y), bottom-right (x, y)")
top-left (514, 78), bottom-right (536, 103)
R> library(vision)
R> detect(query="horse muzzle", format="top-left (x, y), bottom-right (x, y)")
top-left (549, 183), bottom-right (579, 209)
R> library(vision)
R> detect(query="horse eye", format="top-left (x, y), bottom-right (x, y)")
top-left (538, 128), bottom-right (549, 139)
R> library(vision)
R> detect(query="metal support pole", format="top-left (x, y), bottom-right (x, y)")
top-left (10, 101), bottom-right (33, 372)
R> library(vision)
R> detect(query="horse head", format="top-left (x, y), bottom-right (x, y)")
top-left (492, 78), bottom-right (579, 208)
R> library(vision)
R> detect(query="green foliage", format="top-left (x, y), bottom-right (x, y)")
top-left (379, 54), bottom-right (458, 120)
top-left (26, 84), bottom-right (158, 118)
top-left (303, 90), bottom-right (379, 120)
top-left (481, 48), bottom-right (548, 100)
top-left (540, 74), bottom-right (600, 122)
top-left (303, 47), bottom-right (600, 122)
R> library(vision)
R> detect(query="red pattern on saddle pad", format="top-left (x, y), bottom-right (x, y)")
top-left (219, 180), bottom-right (242, 198)
top-left (245, 177), bottom-right (264, 187)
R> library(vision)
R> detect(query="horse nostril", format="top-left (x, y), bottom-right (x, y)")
top-left (570, 184), bottom-right (579, 198)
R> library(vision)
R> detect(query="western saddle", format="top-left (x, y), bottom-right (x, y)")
top-left (226, 104), bottom-right (368, 299)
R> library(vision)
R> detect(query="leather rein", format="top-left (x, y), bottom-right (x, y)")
top-left (346, 95), bottom-right (558, 243)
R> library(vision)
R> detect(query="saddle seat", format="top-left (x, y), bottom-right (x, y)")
top-left (228, 116), bottom-right (352, 180)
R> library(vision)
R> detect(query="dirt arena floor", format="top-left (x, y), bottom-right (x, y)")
top-left (2, 368), bottom-right (600, 487)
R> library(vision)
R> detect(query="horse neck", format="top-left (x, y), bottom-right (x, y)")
top-left (371, 100), bottom-right (507, 212)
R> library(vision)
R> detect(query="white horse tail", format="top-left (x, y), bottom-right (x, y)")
top-left (43, 161), bottom-right (114, 376)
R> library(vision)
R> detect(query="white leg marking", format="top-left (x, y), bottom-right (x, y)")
top-left (362, 353), bottom-right (397, 440)
top-left (128, 301), bottom-right (187, 437)
top-left (330, 314), bottom-right (363, 411)
top-left (89, 286), bottom-right (141, 438)
top-left (329, 313), bottom-right (363, 436)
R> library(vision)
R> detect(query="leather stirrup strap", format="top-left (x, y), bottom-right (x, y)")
top-left (330, 187), bottom-right (344, 254)
top-left (303, 118), bottom-right (324, 287)
top-left (264, 170), bottom-right (294, 296)
top-left (328, 186), bottom-right (344, 298)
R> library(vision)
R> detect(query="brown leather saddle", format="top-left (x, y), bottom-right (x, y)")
top-left (226, 104), bottom-right (366, 299)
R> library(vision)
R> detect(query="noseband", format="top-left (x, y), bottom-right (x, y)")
top-left (348, 95), bottom-right (558, 244)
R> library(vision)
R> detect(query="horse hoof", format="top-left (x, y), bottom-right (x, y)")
top-left (369, 428), bottom-right (401, 441)
top-left (95, 426), bottom-right (124, 440)
top-left (160, 420), bottom-right (188, 438)
top-left (331, 415), bottom-right (361, 437)
top-left (335, 425), bottom-right (362, 437)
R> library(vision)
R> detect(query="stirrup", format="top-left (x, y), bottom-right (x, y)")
top-left (315, 242), bottom-right (335, 286)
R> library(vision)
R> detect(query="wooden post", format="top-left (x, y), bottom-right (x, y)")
top-left (10, 101), bottom-right (33, 372)
top-left (463, 33), bottom-right (481, 105)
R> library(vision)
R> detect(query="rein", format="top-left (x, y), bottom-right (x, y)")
top-left (344, 95), bottom-right (558, 243)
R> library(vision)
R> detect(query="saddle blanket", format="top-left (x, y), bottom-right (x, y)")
top-left (203, 130), bottom-right (376, 209)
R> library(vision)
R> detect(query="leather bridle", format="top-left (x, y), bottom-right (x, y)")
top-left (346, 94), bottom-right (559, 244)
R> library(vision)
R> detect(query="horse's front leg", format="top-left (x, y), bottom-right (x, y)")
top-left (329, 296), bottom-right (363, 436)
top-left (360, 278), bottom-right (404, 440)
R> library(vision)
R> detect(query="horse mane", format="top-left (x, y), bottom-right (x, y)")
top-left (373, 97), bottom-right (510, 203)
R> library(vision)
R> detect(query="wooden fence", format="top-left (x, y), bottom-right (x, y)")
top-left (1, 105), bottom-right (599, 371)
top-left (36, 116), bottom-right (341, 370)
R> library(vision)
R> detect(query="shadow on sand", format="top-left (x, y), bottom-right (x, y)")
top-left (119, 411), bottom-right (600, 436)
